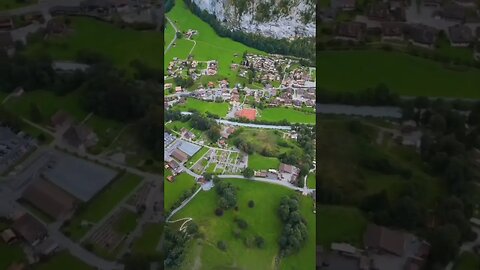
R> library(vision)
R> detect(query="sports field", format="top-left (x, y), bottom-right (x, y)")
top-left (165, 0), bottom-right (263, 82)
top-left (317, 50), bottom-right (480, 98)
top-left (171, 179), bottom-right (315, 270)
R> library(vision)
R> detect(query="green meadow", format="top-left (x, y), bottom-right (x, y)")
top-left (165, 0), bottom-right (263, 82)
top-left (164, 172), bottom-right (197, 211)
top-left (175, 98), bottom-right (229, 117)
top-left (171, 179), bottom-right (315, 270)
top-left (317, 50), bottom-right (480, 98)
top-left (26, 17), bottom-right (163, 69)
top-left (259, 107), bottom-right (316, 124)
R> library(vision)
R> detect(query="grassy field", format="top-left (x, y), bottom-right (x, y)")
top-left (64, 172), bottom-right (143, 240)
top-left (175, 98), bottom-right (229, 117)
top-left (259, 107), bottom-right (315, 125)
top-left (0, 241), bottom-right (25, 270)
top-left (317, 50), bottom-right (480, 98)
top-left (165, 0), bottom-right (263, 83)
top-left (230, 128), bottom-right (301, 158)
top-left (35, 251), bottom-right (93, 270)
top-left (4, 90), bottom-right (88, 123)
top-left (454, 252), bottom-right (480, 270)
top-left (26, 17), bottom-right (163, 69)
top-left (186, 147), bottom-right (209, 168)
top-left (248, 153), bottom-right (280, 171)
top-left (132, 223), bottom-right (164, 256)
top-left (0, 0), bottom-right (35, 11)
top-left (164, 173), bottom-right (197, 211)
top-left (318, 118), bottom-right (444, 206)
top-left (317, 205), bottom-right (367, 248)
top-left (114, 209), bottom-right (138, 235)
top-left (306, 172), bottom-right (316, 189)
top-left (172, 179), bottom-right (315, 270)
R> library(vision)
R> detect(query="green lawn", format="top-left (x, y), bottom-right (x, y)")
top-left (172, 179), bottom-right (315, 270)
top-left (186, 147), bottom-right (209, 168)
top-left (454, 252), bottom-right (480, 270)
top-left (164, 173), bottom-right (197, 211)
top-left (248, 153), bottom-right (280, 171)
top-left (317, 205), bottom-right (367, 248)
top-left (259, 107), bottom-right (315, 125)
top-left (34, 251), bottom-right (93, 270)
top-left (64, 172), bottom-right (143, 240)
top-left (317, 50), bottom-right (480, 98)
top-left (165, 0), bottom-right (263, 83)
top-left (0, 242), bottom-right (25, 270)
top-left (306, 172), bottom-right (316, 189)
top-left (4, 90), bottom-right (88, 124)
top-left (26, 17), bottom-right (163, 69)
top-left (230, 128), bottom-right (301, 158)
top-left (113, 209), bottom-right (138, 235)
top-left (132, 223), bottom-right (164, 256)
top-left (175, 98), bottom-right (229, 118)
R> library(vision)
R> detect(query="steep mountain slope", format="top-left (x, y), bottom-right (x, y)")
top-left (191, 0), bottom-right (315, 39)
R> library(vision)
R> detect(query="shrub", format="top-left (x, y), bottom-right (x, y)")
top-left (215, 208), bottom-right (224, 216)
top-left (248, 200), bottom-right (255, 208)
top-left (217, 240), bottom-right (227, 251)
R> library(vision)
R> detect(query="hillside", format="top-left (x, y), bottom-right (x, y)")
top-left (190, 0), bottom-right (315, 39)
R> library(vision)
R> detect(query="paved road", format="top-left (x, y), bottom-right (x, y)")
top-left (166, 187), bottom-right (202, 221)
top-left (165, 16), bottom-right (178, 54)
top-left (216, 119), bottom-right (292, 130)
top-left (218, 175), bottom-right (314, 194)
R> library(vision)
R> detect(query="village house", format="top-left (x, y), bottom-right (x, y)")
top-left (0, 31), bottom-right (15, 56)
top-left (21, 179), bottom-right (78, 220)
top-left (51, 111), bottom-right (74, 131)
top-left (334, 22), bottom-right (367, 42)
top-left (1, 228), bottom-right (17, 244)
top-left (438, 4), bottom-right (468, 22)
top-left (405, 24), bottom-right (438, 49)
top-left (12, 213), bottom-right (47, 247)
top-left (46, 18), bottom-right (68, 36)
top-left (367, 2), bottom-right (391, 21)
top-left (62, 124), bottom-right (98, 150)
top-left (166, 159), bottom-right (183, 174)
top-left (331, 0), bottom-right (356, 11)
top-left (0, 126), bottom-right (36, 174)
top-left (170, 148), bottom-right (189, 163)
top-left (0, 16), bottom-right (14, 30)
top-left (453, 0), bottom-right (478, 7)
top-left (49, 5), bottom-right (83, 16)
top-left (381, 22), bottom-right (404, 41)
top-left (278, 163), bottom-right (300, 183)
top-left (363, 224), bottom-right (430, 270)
top-left (448, 24), bottom-right (473, 47)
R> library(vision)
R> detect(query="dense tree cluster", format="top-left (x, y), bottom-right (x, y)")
top-left (164, 228), bottom-right (189, 269)
top-left (278, 196), bottom-right (308, 257)
top-left (214, 178), bottom-right (237, 210)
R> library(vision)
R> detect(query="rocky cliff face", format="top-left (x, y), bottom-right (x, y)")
top-left (192, 0), bottom-right (315, 39)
